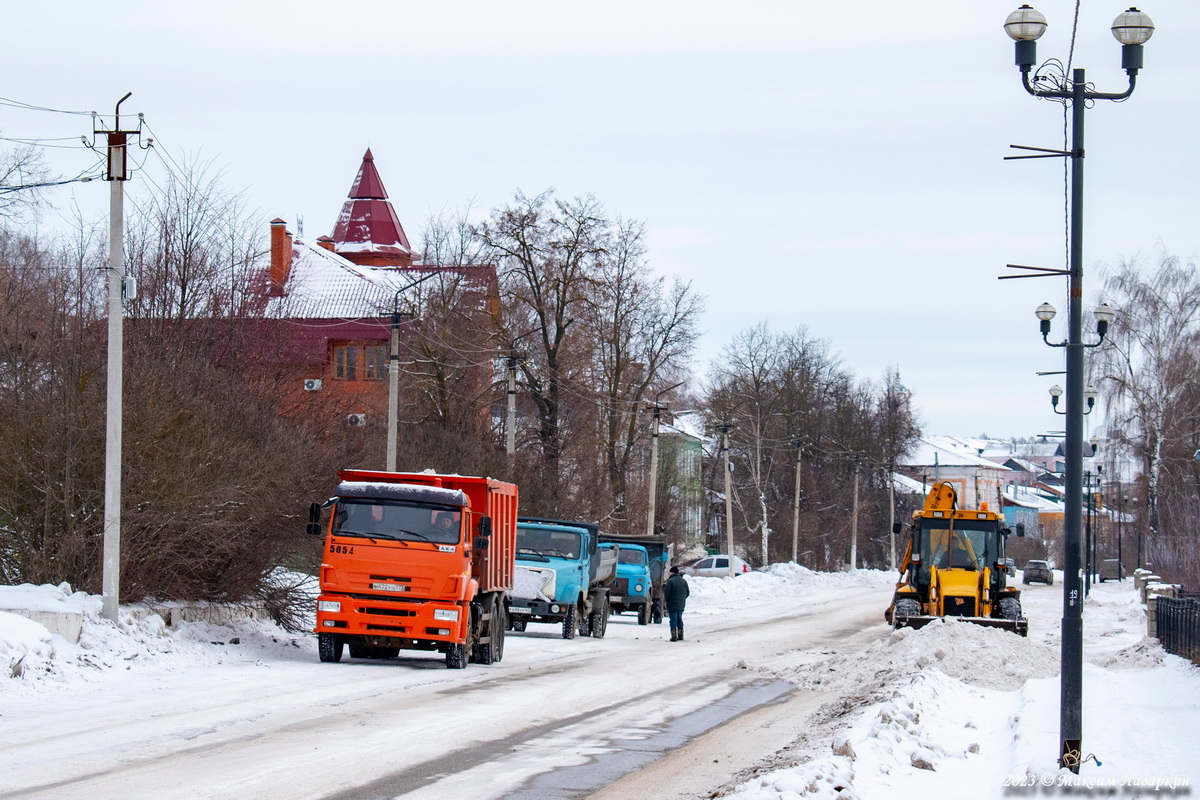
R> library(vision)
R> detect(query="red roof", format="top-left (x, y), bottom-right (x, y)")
top-left (332, 149), bottom-right (414, 263)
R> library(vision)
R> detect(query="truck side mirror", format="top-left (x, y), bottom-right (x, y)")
top-left (306, 502), bottom-right (322, 536)
top-left (478, 515), bottom-right (492, 537)
top-left (1015, 523), bottom-right (1026, 538)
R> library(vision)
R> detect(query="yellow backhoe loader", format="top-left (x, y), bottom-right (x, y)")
top-left (885, 481), bottom-right (1028, 636)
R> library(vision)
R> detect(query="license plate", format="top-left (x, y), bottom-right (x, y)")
top-left (371, 583), bottom-right (406, 592)
top-left (509, 606), bottom-right (531, 614)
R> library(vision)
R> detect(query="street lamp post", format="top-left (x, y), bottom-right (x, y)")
top-left (1006, 3), bottom-right (1154, 773)
top-left (386, 272), bottom-right (440, 472)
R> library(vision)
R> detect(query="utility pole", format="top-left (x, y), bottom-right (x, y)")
top-left (717, 423), bottom-right (736, 577)
top-left (385, 272), bottom-right (438, 472)
top-left (887, 460), bottom-right (897, 572)
top-left (643, 383), bottom-right (682, 539)
top-left (791, 439), bottom-right (803, 564)
top-left (849, 456), bottom-right (860, 571)
top-left (99, 93), bottom-right (137, 623)
top-left (505, 349), bottom-right (526, 475)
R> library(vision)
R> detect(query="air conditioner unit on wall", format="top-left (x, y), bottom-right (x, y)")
top-left (347, 413), bottom-right (367, 427)
top-left (304, 379), bottom-right (323, 391)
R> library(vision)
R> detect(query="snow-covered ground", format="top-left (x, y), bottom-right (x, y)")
top-left (1, 568), bottom-right (1195, 799)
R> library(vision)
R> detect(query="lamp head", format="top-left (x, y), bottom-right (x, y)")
top-left (1112, 7), bottom-right (1154, 45)
top-left (1006, 5), bottom-right (1047, 70)
top-left (1112, 8), bottom-right (1154, 74)
top-left (1036, 301), bottom-right (1056, 336)
top-left (1005, 5), bottom-right (1048, 41)
top-left (1094, 303), bottom-right (1115, 339)
top-left (1049, 384), bottom-right (1063, 407)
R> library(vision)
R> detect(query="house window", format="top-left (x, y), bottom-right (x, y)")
top-left (365, 346), bottom-right (389, 381)
top-left (334, 345), bottom-right (357, 380)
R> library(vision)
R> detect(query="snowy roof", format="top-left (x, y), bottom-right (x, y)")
top-left (264, 240), bottom-right (425, 319)
top-left (891, 472), bottom-right (926, 494)
top-left (900, 436), bottom-right (1012, 471)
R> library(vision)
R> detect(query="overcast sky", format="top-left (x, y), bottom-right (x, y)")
top-left (8, 1), bottom-right (1199, 439)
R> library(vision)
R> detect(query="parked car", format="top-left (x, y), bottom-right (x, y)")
top-left (1099, 559), bottom-right (1125, 582)
top-left (683, 555), bottom-right (751, 578)
top-left (1003, 557), bottom-right (1017, 578)
top-left (1023, 559), bottom-right (1054, 585)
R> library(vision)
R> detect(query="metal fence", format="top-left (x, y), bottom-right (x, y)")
top-left (1156, 596), bottom-right (1200, 665)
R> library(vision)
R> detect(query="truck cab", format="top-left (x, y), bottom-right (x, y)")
top-left (312, 470), bottom-right (517, 669)
top-left (608, 543), bottom-right (654, 624)
top-left (508, 518), bottom-right (617, 639)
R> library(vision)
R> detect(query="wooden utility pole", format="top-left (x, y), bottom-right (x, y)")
top-left (791, 440), bottom-right (803, 564)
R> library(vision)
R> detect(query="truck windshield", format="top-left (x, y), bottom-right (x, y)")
top-left (617, 548), bottom-right (647, 565)
top-left (919, 520), bottom-right (997, 576)
top-left (333, 500), bottom-right (461, 545)
top-left (516, 528), bottom-right (581, 559)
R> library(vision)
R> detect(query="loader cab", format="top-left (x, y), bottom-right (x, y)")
top-left (909, 513), bottom-right (1010, 595)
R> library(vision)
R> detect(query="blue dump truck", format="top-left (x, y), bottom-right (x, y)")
top-left (601, 534), bottom-right (671, 626)
top-left (508, 517), bottom-right (619, 639)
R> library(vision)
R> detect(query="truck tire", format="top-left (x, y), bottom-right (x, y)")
top-left (637, 601), bottom-right (650, 626)
top-left (474, 596), bottom-right (503, 665)
top-left (347, 642), bottom-right (368, 659)
top-left (999, 597), bottom-right (1022, 621)
top-left (562, 603), bottom-right (577, 639)
top-left (511, 618), bottom-right (527, 632)
top-left (579, 606), bottom-right (592, 637)
top-left (651, 598), bottom-right (663, 625)
top-left (318, 633), bottom-right (343, 663)
top-left (445, 642), bottom-right (467, 669)
top-left (589, 595), bottom-right (608, 639)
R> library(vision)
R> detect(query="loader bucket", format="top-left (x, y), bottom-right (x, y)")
top-left (893, 614), bottom-right (1028, 637)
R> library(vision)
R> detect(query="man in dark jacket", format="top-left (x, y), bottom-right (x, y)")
top-left (663, 566), bottom-right (690, 642)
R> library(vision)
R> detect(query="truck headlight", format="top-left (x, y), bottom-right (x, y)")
top-left (318, 600), bottom-right (341, 613)
top-left (634, 583), bottom-right (644, 593)
top-left (433, 609), bottom-right (459, 622)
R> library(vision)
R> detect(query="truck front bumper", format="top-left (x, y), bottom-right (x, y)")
top-left (506, 597), bottom-right (567, 621)
top-left (315, 593), bottom-right (466, 644)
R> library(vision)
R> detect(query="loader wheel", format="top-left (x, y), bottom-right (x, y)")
top-left (893, 598), bottom-right (921, 627)
top-left (999, 597), bottom-right (1022, 621)
top-left (562, 603), bottom-right (577, 639)
top-left (318, 633), bottom-right (343, 663)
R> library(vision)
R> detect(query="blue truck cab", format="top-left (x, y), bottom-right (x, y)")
top-left (602, 534), bottom-right (671, 625)
top-left (508, 517), bottom-right (617, 639)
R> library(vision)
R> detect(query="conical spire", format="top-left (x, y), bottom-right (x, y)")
top-left (331, 149), bottom-right (414, 267)
top-left (348, 148), bottom-right (389, 200)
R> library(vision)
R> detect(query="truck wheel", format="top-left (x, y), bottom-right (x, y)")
top-left (318, 633), bottom-right (343, 663)
top-left (999, 597), bottom-right (1022, 621)
top-left (589, 596), bottom-right (608, 639)
top-left (494, 606), bottom-right (506, 662)
top-left (562, 603), bottom-right (577, 639)
top-left (445, 642), bottom-right (467, 669)
top-left (651, 599), bottom-right (663, 625)
top-left (474, 596), bottom-right (502, 665)
top-left (512, 618), bottom-right (527, 632)
top-left (637, 602), bottom-right (650, 626)
top-left (578, 600), bottom-right (592, 637)
top-left (347, 642), bottom-right (368, 659)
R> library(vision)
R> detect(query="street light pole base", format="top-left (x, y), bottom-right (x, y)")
top-left (1060, 739), bottom-right (1082, 774)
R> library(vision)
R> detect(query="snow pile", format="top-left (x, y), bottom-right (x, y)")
top-left (724, 580), bottom-right (1199, 800)
top-left (688, 563), bottom-right (893, 603)
top-left (0, 582), bottom-right (310, 693)
top-left (777, 619), bottom-right (1059, 693)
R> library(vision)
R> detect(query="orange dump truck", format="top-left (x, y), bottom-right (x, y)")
top-left (308, 470), bottom-right (518, 668)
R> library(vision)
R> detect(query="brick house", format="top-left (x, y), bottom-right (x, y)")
top-left (256, 150), bottom-right (499, 428)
